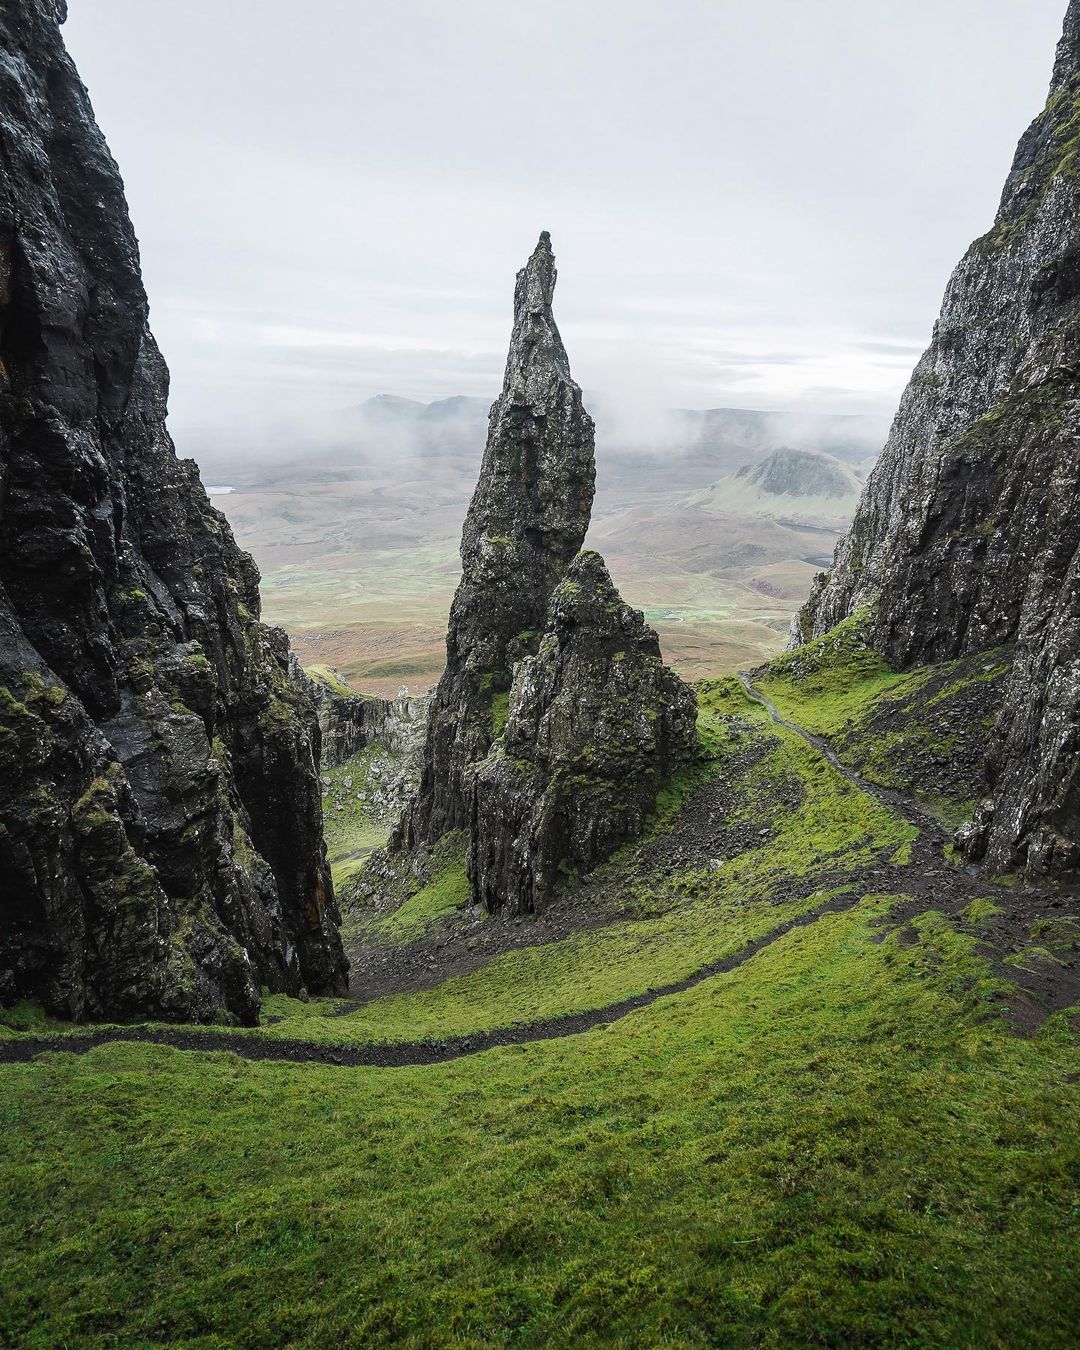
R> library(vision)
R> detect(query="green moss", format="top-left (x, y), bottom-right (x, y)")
top-left (490, 690), bottom-right (510, 739)
top-left (71, 766), bottom-right (123, 833)
top-left (2, 893), bottom-right (1077, 1345)
top-left (960, 897), bottom-right (1002, 927)
top-left (377, 850), bottom-right (471, 945)
top-left (0, 686), bottom-right (30, 719)
top-left (20, 672), bottom-right (66, 707)
top-left (0, 1001), bottom-right (69, 1038)
top-left (756, 613), bottom-right (917, 737)
top-left (304, 664), bottom-right (353, 698)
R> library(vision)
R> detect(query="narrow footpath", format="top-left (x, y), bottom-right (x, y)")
top-left (3, 677), bottom-right (1075, 1070)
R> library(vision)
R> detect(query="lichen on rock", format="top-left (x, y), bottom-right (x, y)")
top-left (0, 0), bottom-right (347, 1022)
top-left (468, 551), bottom-right (699, 914)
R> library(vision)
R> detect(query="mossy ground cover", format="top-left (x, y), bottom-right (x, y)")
top-left (755, 620), bottom-right (1010, 827)
top-left (321, 754), bottom-right (397, 890)
top-left (2, 638), bottom-right (1076, 1343)
top-left (376, 851), bottom-right (472, 946)
top-left (755, 617), bottom-right (923, 737)
top-left (226, 676), bottom-right (913, 1046)
top-left (2, 896), bottom-right (1078, 1346)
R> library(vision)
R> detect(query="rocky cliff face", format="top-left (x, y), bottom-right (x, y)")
top-left (0, 0), bottom-right (348, 1022)
top-left (308, 673), bottom-right (429, 771)
top-left (794, 0), bottom-right (1080, 880)
top-left (397, 233), bottom-right (596, 851)
top-left (469, 552), bottom-right (698, 914)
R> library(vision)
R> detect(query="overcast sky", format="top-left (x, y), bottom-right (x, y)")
top-left (64, 0), bottom-right (1066, 457)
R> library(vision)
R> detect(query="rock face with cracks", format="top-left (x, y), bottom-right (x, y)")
top-left (397, 232), bottom-right (596, 851)
top-left (468, 552), bottom-right (698, 914)
top-left (0, 0), bottom-right (347, 1023)
top-left (794, 0), bottom-right (1080, 881)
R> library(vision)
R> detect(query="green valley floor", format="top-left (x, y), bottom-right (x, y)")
top-left (2, 626), bottom-right (1078, 1347)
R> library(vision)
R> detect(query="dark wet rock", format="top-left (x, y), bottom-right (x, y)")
top-left (468, 552), bottom-right (698, 914)
top-left (397, 232), bottom-right (595, 850)
top-left (0, 0), bottom-right (347, 1023)
top-left (794, 0), bottom-right (1080, 882)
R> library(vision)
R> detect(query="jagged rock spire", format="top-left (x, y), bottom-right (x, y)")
top-left (398, 234), bottom-right (596, 849)
top-left (468, 551), bottom-right (698, 914)
top-left (792, 0), bottom-right (1080, 880)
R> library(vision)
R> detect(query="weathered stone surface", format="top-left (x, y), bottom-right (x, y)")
top-left (468, 552), bottom-right (698, 914)
top-left (0, 0), bottom-right (347, 1022)
top-left (308, 671), bottom-right (429, 771)
top-left (794, 0), bottom-right (1080, 880)
top-left (397, 232), bottom-right (596, 850)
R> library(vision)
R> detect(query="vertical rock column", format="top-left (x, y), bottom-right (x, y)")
top-left (398, 233), bottom-right (596, 849)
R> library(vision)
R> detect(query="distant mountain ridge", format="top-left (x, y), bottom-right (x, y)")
top-left (336, 394), bottom-right (882, 468)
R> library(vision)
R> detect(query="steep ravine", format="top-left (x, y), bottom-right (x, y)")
top-left (0, 0), bottom-right (347, 1023)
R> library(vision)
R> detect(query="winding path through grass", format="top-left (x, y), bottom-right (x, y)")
top-left (0, 888), bottom-right (866, 1069)
top-left (738, 672), bottom-right (942, 836)
top-left (5, 676), bottom-right (1067, 1068)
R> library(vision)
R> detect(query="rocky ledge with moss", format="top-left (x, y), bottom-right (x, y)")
top-left (0, 0), bottom-right (347, 1023)
top-left (468, 551), bottom-right (697, 914)
top-left (795, 0), bottom-right (1080, 882)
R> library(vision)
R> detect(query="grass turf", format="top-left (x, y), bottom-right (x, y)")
top-left (2, 635), bottom-right (1077, 1344)
top-left (1, 896), bottom-right (1078, 1346)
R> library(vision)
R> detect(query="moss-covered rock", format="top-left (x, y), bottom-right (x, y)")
top-left (0, 2), bottom-right (347, 1022)
top-left (468, 552), bottom-right (698, 913)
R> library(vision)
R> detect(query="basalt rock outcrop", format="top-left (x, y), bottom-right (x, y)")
top-left (469, 552), bottom-right (698, 914)
top-left (398, 234), bottom-right (695, 909)
top-left (308, 671), bottom-right (429, 771)
top-left (0, 0), bottom-right (348, 1022)
top-left (397, 233), bottom-right (596, 851)
top-left (794, 0), bottom-right (1080, 880)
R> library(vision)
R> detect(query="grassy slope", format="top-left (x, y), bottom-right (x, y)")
top-left (262, 678), bottom-right (912, 1044)
top-left (755, 617), bottom-right (1011, 829)
top-left (322, 753), bottom-right (398, 891)
top-left (1, 644), bottom-right (1078, 1345)
top-left (1, 902), bottom-right (1077, 1346)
